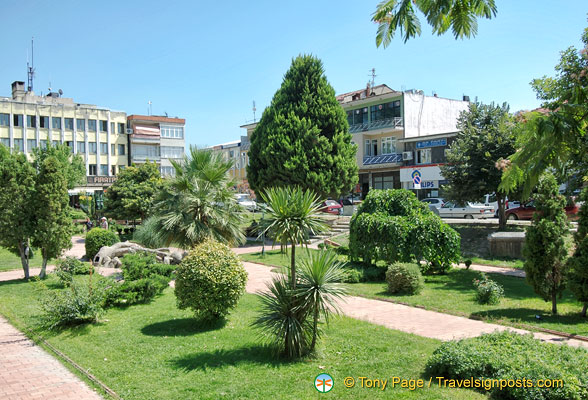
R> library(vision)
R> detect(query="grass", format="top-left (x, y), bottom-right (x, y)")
top-left (0, 246), bottom-right (52, 272)
top-left (243, 249), bottom-right (588, 337)
top-left (0, 274), bottom-right (484, 400)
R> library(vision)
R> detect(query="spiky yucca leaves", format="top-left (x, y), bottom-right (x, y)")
top-left (135, 146), bottom-right (245, 249)
top-left (253, 274), bottom-right (312, 358)
top-left (297, 250), bottom-right (348, 351)
top-left (258, 186), bottom-right (327, 288)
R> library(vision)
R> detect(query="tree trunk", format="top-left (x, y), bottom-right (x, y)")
top-left (582, 303), bottom-right (587, 318)
top-left (18, 241), bottom-right (30, 280)
top-left (39, 249), bottom-right (48, 279)
top-left (290, 242), bottom-right (296, 289)
top-left (551, 291), bottom-right (558, 315)
top-left (497, 193), bottom-right (507, 231)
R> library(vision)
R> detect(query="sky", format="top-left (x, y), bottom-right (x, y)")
top-left (0, 1), bottom-right (586, 147)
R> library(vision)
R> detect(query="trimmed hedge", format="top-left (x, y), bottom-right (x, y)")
top-left (386, 262), bottom-right (424, 295)
top-left (85, 228), bottom-right (119, 260)
top-left (426, 331), bottom-right (588, 400)
top-left (175, 239), bottom-right (247, 320)
top-left (349, 190), bottom-right (460, 273)
top-left (121, 252), bottom-right (175, 281)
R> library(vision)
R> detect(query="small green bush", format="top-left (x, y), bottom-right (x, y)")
top-left (69, 208), bottom-right (88, 220)
top-left (104, 275), bottom-right (169, 306)
top-left (341, 268), bottom-right (362, 283)
top-left (85, 228), bottom-right (119, 260)
top-left (386, 263), bottom-right (424, 295)
top-left (473, 274), bottom-right (504, 305)
top-left (39, 277), bottom-right (107, 329)
top-left (335, 245), bottom-right (349, 256)
top-left (175, 239), bottom-right (247, 320)
top-left (426, 331), bottom-right (588, 400)
top-left (55, 257), bottom-right (93, 287)
top-left (121, 252), bottom-right (175, 281)
top-left (362, 265), bottom-right (386, 282)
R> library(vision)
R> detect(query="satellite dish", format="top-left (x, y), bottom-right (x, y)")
top-left (58, 89), bottom-right (63, 95)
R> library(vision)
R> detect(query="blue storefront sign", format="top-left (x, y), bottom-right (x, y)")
top-left (416, 138), bottom-right (447, 149)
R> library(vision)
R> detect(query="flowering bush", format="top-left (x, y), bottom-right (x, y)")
top-left (473, 274), bottom-right (504, 305)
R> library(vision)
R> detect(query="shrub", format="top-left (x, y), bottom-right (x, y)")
top-left (386, 263), bottom-right (424, 295)
top-left (473, 274), bottom-right (504, 305)
top-left (342, 268), bottom-right (362, 283)
top-left (55, 257), bottom-right (93, 287)
top-left (175, 239), bottom-right (247, 320)
top-left (465, 259), bottom-right (472, 269)
top-left (85, 228), bottom-right (119, 260)
top-left (39, 277), bottom-right (107, 329)
top-left (104, 275), bottom-right (169, 306)
top-left (426, 331), bottom-right (588, 400)
top-left (335, 245), bottom-right (349, 256)
top-left (362, 265), bottom-right (386, 282)
top-left (121, 252), bottom-right (175, 281)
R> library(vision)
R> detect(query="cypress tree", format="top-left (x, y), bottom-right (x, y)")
top-left (568, 186), bottom-right (588, 317)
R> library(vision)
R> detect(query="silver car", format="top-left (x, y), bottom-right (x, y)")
top-left (438, 201), bottom-right (494, 219)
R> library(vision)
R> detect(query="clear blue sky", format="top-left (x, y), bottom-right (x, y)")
top-left (0, 1), bottom-right (586, 147)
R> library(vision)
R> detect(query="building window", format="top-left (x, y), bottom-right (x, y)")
top-left (89, 142), bottom-right (97, 154)
top-left (364, 139), bottom-right (371, 157)
top-left (372, 139), bottom-right (378, 156)
top-left (160, 125), bottom-right (184, 139)
top-left (111, 144), bottom-right (116, 155)
top-left (117, 144), bottom-right (125, 155)
top-left (88, 120), bottom-right (97, 132)
top-left (100, 142), bottom-right (108, 154)
top-left (111, 165), bottom-right (117, 176)
top-left (89, 164), bottom-right (97, 176)
top-left (370, 100), bottom-right (401, 121)
top-left (40, 140), bottom-right (47, 149)
top-left (66, 141), bottom-right (74, 152)
top-left (100, 164), bottom-right (108, 176)
top-left (160, 166), bottom-right (175, 177)
top-left (373, 173), bottom-right (394, 190)
top-left (52, 117), bottom-right (61, 130)
top-left (52, 140), bottom-right (60, 146)
top-left (78, 142), bottom-right (85, 153)
top-left (27, 139), bottom-right (37, 152)
top-left (26, 115), bottom-right (36, 128)
top-left (64, 118), bottom-right (74, 130)
top-left (0, 113), bottom-right (9, 126)
top-left (76, 119), bottom-right (85, 131)
top-left (100, 120), bottom-right (108, 132)
top-left (118, 123), bottom-right (125, 134)
top-left (348, 107), bottom-right (368, 126)
top-left (14, 115), bottom-right (23, 127)
top-left (417, 148), bottom-right (432, 164)
top-left (381, 137), bottom-right (397, 155)
top-left (110, 122), bottom-right (115, 134)
top-left (119, 165), bottom-right (125, 171)
top-left (132, 144), bottom-right (159, 158)
top-left (160, 146), bottom-right (184, 159)
top-left (1, 138), bottom-right (10, 147)
top-left (39, 116), bottom-right (48, 128)
top-left (14, 139), bottom-right (24, 152)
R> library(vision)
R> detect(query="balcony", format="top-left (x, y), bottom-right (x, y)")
top-left (349, 117), bottom-right (403, 134)
top-left (363, 153), bottom-right (403, 166)
top-left (131, 154), bottom-right (161, 163)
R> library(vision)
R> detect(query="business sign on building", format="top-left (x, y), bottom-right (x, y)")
top-left (416, 138), bottom-right (447, 149)
top-left (87, 176), bottom-right (117, 186)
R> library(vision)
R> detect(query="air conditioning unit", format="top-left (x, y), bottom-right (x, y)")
top-left (126, 128), bottom-right (133, 134)
top-left (402, 151), bottom-right (413, 161)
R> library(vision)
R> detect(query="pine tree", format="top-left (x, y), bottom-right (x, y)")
top-left (33, 156), bottom-right (73, 278)
top-left (567, 186), bottom-right (588, 317)
top-left (523, 173), bottom-right (569, 315)
top-left (247, 54), bottom-right (357, 198)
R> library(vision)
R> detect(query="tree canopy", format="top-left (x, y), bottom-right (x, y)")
top-left (372, 0), bottom-right (497, 46)
top-left (247, 54), bottom-right (358, 198)
top-left (32, 143), bottom-right (85, 190)
top-left (104, 162), bottom-right (163, 221)
top-left (441, 102), bottom-right (517, 228)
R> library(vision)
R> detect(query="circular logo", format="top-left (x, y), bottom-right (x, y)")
top-left (315, 373), bottom-right (334, 393)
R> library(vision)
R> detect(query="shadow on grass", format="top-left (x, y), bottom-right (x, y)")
top-left (470, 307), bottom-right (588, 333)
top-left (141, 317), bottom-right (226, 337)
top-left (0, 277), bottom-right (37, 288)
top-left (171, 344), bottom-right (293, 371)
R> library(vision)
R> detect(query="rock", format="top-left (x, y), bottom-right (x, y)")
top-left (93, 242), bottom-right (187, 268)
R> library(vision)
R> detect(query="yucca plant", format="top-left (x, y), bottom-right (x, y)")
top-left (258, 186), bottom-right (327, 288)
top-left (297, 250), bottom-right (348, 351)
top-left (253, 274), bottom-right (312, 358)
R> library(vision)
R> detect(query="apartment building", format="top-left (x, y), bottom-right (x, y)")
top-left (126, 115), bottom-right (186, 177)
top-left (338, 84), bottom-right (469, 199)
top-left (0, 81), bottom-right (128, 194)
top-left (206, 131), bottom-right (252, 192)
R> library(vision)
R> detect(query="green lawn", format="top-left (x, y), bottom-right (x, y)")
top-left (0, 246), bottom-right (51, 272)
top-left (0, 275), bottom-right (484, 400)
top-left (243, 249), bottom-right (588, 337)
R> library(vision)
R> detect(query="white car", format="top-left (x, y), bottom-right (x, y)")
top-left (438, 201), bottom-right (494, 219)
top-left (235, 194), bottom-right (257, 212)
top-left (421, 197), bottom-right (445, 210)
top-left (481, 193), bottom-right (521, 214)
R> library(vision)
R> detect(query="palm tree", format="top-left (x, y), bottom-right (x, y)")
top-left (258, 186), bottom-right (327, 289)
top-left (297, 250), bottom-right (348, 351)
top-left (373, 0), bottom-right (497, 46)
top-left (134, 146), bottom-right (245, 248)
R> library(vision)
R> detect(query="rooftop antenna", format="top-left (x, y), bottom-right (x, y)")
top-left (252, 100), bottom-right (257, 122)
top-left (27, 37), bottom-right (35, 92)
top-left (148, 101), bottom-right (152, 116)
top-left (369, 68), bottom-right (376, 92)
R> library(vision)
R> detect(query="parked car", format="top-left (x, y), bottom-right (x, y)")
top-left (438, 201), bottom-right (494, 219)
top-left (320, 200), bottom-right (343, 215)
top-left (235, 193), bottom-right (257, 212)
top-left (505, 200), bottom-right (579, 220)
top-left (481, 193), bottom-right (521, 216)
top-left (421, 197), bottom-right (445, 210)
